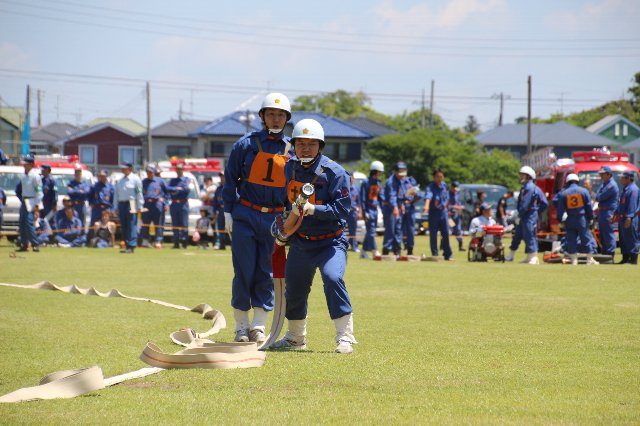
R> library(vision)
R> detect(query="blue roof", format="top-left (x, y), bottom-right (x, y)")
top-left (192, 111), bottom-right (373, 139)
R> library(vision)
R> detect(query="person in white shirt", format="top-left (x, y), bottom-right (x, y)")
top-left (114, 162), bottom-right (143, 253)
top-left (469, 203), bottom-right (496, 236)
top-left (17, 154), bottom-right (43, 252)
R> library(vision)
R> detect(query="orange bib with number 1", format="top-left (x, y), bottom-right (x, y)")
top-left (566, 193), bottom-right (584, 209)
top-left (247, 151), bottom-right (287, 188)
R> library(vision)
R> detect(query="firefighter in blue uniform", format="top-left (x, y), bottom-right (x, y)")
top-left (555, 173), bottom-right (599, 265)
top-left (423, 168), bottom-right (452, 260)
top-left (155, 165), bottom-right (169, 247)
top-left (613, 171), bottom-right (639, 264)
top-left (67, 165), bottom-right (90, 227)
top-left (212, 171), bottom-right (229, 250)
top-left (359, 161), bottom-right (384, 259)
top-left (448, 181), bottom-right (465, 251)
top-left (397, 162), bottom-right (420, 256)
top-left (505, 166), bottom-right (549, 264)
top-left (272, 118), bottom-right (356, 354)
top-left (140, 165), bottom-right (166, 248)
top-left (167, 163), bottom-right (191, 248)
top-left (55, 202), bottom-right (86, 247)
top-left (382, 163), bottom-right (403, 255)
top-left (40, 164), bottom-right (57, 222)
top-left (222, 93), bottom-right (293, 344)
top-left (346, 171), bottom-right (360, 252)
top-left (595, 166), bottom-right (619, 258)
top-left (88, 169), bottom-right (114, 239)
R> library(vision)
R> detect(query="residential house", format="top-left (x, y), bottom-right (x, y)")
top-left (346, 116), bottom-right (396, 138)
top-left (586, 114), bottom-right (640, 144)
top-left (475, 121), bottom-right (616, 160)
top-left (57, 118), bottom-right (145, 171)
top-left (150, 119), bottom-right (210, 162)
top-left (0, 107), bottom-right (24, 161)
top-left (192, 111), bottom-right (373, 166)
top-left (623, 137), bottom-right (640, 167)
top-left (31, 122), bottom-right (79, 155)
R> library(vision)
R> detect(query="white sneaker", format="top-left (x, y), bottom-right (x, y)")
top-left (586, 256), bottom-right (599, 265)
top-left (335, 339), bottom-right (354, 354)
top-left (569, 254), bottom-right (578, 265)
top-left (520, 253), bottom-right (539, 264)
top-left (234, 328), bottom-right (249, 343)
top-left (272, 332), bottom-right (306, 350)
top-left (249, 328), bottom-right (266, 344)
top-left (505, 249), bottom-right (516, 262)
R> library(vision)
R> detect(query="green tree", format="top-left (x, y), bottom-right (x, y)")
top-left (365, 128), bottom-right (520, 188)
top-left (463, 115), bottom-right (480, 134)
top-left (292, 90), bottom-right (386, 121)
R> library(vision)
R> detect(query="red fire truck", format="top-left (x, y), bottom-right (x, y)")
top-left (158, 158), bottom-right (224, 189)
top-left (524, 147), bottom-right (639, 248)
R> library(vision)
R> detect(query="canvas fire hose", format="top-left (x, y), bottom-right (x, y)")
top-left (261, 183), bottom-right (315, 349)
top-left (0, 281), bottom-right (266, 403)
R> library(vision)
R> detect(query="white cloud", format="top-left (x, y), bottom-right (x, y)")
top-left (0, 41), bottom-right (32, 68)
top-left (372, 0), bottom-right (506, 35)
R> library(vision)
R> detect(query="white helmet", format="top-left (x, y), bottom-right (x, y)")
top-left (519, 165), bottom-right (536, 180)
top-left (566, 173), bottom-right (579, 184)
top-left (370, 161), bottom-right (385, 172)
top-left (292, 118), bottom-right (324, 143)
top-left (260, 92), bottom-right (291, 120)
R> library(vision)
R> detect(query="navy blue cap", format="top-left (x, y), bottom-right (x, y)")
top-left (480, 202), bottom-right (492, 212)
top-left (120, 162), bottom-right (133, 168)
top-left (598, 166), bottom-right (612, 174)
top-left (22, 154), bottom-right (35, 164)
top-left (40, 163), bottom-right (51, 170)
top-left (98, 169), bottom-right (109, 176)
top-left (395, 161), bottom-right (407, 170)
top-left (452, 180), bottom-right (460, 187)
top-left (622, 171), bottom-right (635, 178)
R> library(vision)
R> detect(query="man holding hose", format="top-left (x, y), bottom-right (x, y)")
top-left (272, 118), bottom-right (357, 354)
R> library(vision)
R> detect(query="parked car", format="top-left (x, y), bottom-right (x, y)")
top-left (0, 161), bottom-right (94, 239)
top-left (458, 184), bottom-right (509, 231)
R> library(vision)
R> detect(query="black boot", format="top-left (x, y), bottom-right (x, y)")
top-left (173, 242), bottom-right (180, 249)
top-left (630, 254), bottom-right (638, 265)
top-left (458, 239), bottom-right (464, 251)
top-left (617, 254), bottom-right (629, 264)
top-left (382, 248), bottom-right (389, 255)
top-left (407, 247), bottom-right (413, 256)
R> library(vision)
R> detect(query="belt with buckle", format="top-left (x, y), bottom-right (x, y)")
top-left (145, 198), bottom-right (160, 203)
top-left (296, 228), bottom-right (344, 241)
top-left (172, 199), bottom-right (188, 203)
top-left (239, 199), bottom-right (284, 213)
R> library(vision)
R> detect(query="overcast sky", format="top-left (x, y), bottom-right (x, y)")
top-left (1, 0), bottom-right (638, 131)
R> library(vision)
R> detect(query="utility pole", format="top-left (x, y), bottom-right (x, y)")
top-left (491, 92), bottom-right (511, 126)
top-left (55, 95), bottom-right (60, 121)
top-left (421, 88), bottom-right (426, 129)
top-left (146, 81), bottom-right (152, 164)
top-left (179, 100), bottom-right (183, 120)
top-left (37, 89), bottom-right (42, 128)
top-left (527, 76), bottom-right (532, 155)
top-left (429, 79), bottom-right (435, 129)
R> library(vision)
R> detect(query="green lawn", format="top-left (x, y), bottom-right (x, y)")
top-left (0, 238), bottom-right (638, 425)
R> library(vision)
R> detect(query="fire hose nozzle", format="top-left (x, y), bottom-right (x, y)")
top-left (295, 183), bottom-right (315, 208)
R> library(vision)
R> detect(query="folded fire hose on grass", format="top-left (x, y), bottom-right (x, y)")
top-left (0, 281), bottom-right (277, 403)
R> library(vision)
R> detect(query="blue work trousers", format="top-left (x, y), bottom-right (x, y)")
top-left (118, 202), bottom-right (138, 248)
top-left (170, 202), bottom-right (189, 243)
top-left (19, 204), bottom-right (38, 248)
top-left (73, 203), bottom-right (86, 228)
top-left (618, 216), bottom-right (639, 255)
top-left (402, 204), bottom-right (416, 249)
top-left (141, 202), bottom-right (164, 241)
top-left (230, 203), bottom-right (276, 312)
top-left (285, 236), bottom-right (352, 320)
top-left (382, 205), bottom-right (402, 252)
top-left (362, 208), bottom-right (378, 252)
top-left (510, 213), bottom-right (538, 254)
top-left (597, 210), bottom-right (616, 254)
top-left (565, 215), bottom-right (596, 254)
top-left (429, 211), bottom-right (452, 259)
top-left (215, 212), bottom-right (230, 248)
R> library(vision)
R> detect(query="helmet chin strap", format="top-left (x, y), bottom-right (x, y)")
top-left (299, 153), bottom-right (321, 166)
top-left (267, 128), bottom-right (283, 135)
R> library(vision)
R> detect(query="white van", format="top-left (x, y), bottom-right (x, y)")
top-left (0, 164), bottom-right (94, 238)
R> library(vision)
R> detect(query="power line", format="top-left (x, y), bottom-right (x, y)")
top-left (1, 6), bottom-right (639, 58)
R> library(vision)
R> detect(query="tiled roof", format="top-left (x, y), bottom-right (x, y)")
top-left (586, 114), bottom-right (640, 134)
top-left (31, 122), bottom-right (79, 143)
top-left (476, 121), bottom-right (614, 147)
top-left (151, 119), bottom-right (210, 137)
top-left (85, 118), bottom-right (146, 135)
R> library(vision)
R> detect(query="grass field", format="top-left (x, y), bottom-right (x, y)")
top-left (0, 237), bottom-right (638, 425)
